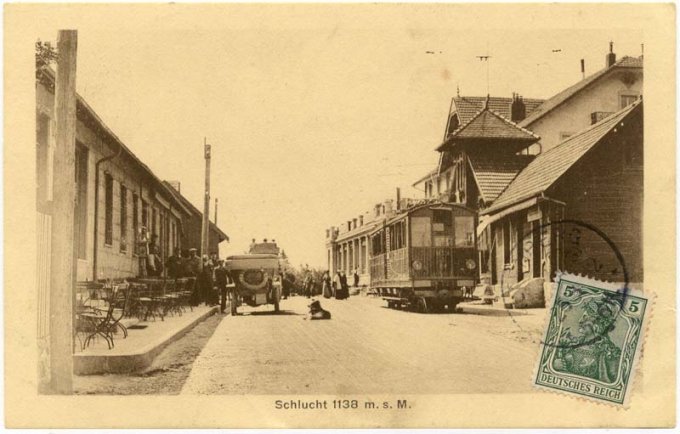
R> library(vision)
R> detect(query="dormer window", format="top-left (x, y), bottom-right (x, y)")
top-left (620, 93), bottom-right (639, 109)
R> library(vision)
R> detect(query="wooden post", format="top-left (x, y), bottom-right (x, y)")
top-left (49, 29), bottom-right (77, 394)
top-left (200, 139), bottom-right (211, 262)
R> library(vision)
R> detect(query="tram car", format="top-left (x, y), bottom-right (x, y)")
top-left (368, 202), bottom-right (478, 313)
top-left (225, 239), bottom-right (283, 315)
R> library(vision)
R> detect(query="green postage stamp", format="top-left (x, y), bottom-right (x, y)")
top-left (534, 272), bottom-right (651, 407)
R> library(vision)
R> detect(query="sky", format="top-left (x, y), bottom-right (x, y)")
top-left (36, 8), bottom-right (643, 268)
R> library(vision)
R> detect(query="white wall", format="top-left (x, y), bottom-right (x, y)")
top-left (528, 69), bottom-right (642, 152)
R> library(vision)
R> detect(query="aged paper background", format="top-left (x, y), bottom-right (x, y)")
top-left (4, 3), bottom-right (676, 428)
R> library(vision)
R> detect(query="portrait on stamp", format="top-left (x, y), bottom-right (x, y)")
top-left (534, 274), bottom-right (650, 406)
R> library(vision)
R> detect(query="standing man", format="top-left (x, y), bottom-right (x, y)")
top-left (353, 268), bottom-right (360, 288)
top-left (188, 248), bottom-right (201, 305)
top-left (215, 260), bottom-right (230, 313)
top-left (166, 247), bottom-right (182, 279)
top-left (200, 255), bottom-right (215, 306)
top-left (137, 227), bottom-right (150, 277)
top-left (304, 271), bottom-right (313, 298)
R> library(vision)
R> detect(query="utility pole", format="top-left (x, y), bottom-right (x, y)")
top-left (49, 29), bottom-right (77, 394)
top-left (200, 138), bottom-right (211, 263)
top-left (214, 197), bottom-right (219, 226)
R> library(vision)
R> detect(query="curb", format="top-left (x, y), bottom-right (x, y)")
top-left (460, 303), bottom-right (534, 317)
top-left (74, 306), bottom-right (219, 375)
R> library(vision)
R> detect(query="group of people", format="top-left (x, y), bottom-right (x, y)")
top-left (168, 248), bottom-right (233, 314)
top-left (138, 235), bottom-right (233, 314)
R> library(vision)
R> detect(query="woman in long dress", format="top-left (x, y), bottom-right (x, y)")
top-left (322, 271), bottom-right (332, 298)
top-left (339, 271), bottom-right (349, 300)
top-left (333, 272), bottom-right (342, 299)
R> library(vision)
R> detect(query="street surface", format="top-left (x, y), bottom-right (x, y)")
top-left (182, 295), bottom-right (544, 394)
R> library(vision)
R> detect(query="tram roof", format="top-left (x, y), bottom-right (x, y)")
top-left (369, 200), bottom-right (474, 233)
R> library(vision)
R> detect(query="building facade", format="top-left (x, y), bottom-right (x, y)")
top-left (37, 68), bottom-right (191, 283)
top-left (325, 197), bottom-right (417, 285)
top-left (479, 101), bottom-right (643, 294)
top-left (520, 47), bottom-right (643, 152)
top-left (163, 181), bottom-right (229, 257)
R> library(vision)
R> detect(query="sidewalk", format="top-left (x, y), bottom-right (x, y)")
top-left (74, 305), bottom-right (218, 375)
top-left (459, 300), bottom-right (548, 325)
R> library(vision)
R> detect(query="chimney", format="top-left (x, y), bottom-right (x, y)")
top-left (510, 93), bottom-right (526, 122)
top-left (347, 220), bottom-right (352, 231)
top-left (580, 59), bottom-right (585, 79)
top-left (606, 41), bottom-right (617, 68)
top-left (167, 180), bottom-right (181, 192)
top-left (375, 204), bottom-right (381, 217)
top-left (359, 215), bottom-right (364, 226)
top-left (352, 218), bottom-right (357, 229)
top-left (396, 188), bottom-right (401, 211)
top-left (384, 200), bottom-right (393, 215)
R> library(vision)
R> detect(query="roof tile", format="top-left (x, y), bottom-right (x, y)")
top-left (483, 100), bottom-right (642, 214)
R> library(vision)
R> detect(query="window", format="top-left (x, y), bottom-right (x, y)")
top-left (620, 94), bottom-right (638, 109)
top-left (104, 174), bottom-right (113, 246)
top-left (433, 210), bottom-right (453, 247)
top-left (141, 200), bottom-right (149, 228)
top-left (152, 207), bottom-right (157, 238)
top-left (390, 221), bottom-right (406, 250)
top-left (132, 193), bottom-right (139, 253)
top-left (532, 221), bottom-right (541, 278)
top-left (503, 219), bottom-right (511, 264)
top-left (120, 185), bottom-right (128, 252)
top-left (411, 217), bottom-right (432, 247)
top-left (455, 216), bottom-right (475, 248)
top-left (75, 144), bottom-right (88, 259)
top-left (479, 230), bottom-right (490, 273)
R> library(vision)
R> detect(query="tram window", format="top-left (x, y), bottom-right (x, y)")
top-left (372, 233), bottom-right (383, 255)
top-left (433, 210), bottom-right (452, 232)
top-left (391, 221), bottom-right (406, 250)
top-left (454, 216), bottom-right (474, 247)
top-left (411, 217), bottom-right (432, 247)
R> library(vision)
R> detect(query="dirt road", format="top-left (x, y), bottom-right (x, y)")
top-left (182, 295), bottom-right (544, 394)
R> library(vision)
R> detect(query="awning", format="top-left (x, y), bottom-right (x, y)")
top-left (477, 197), bottom-right (539, 236)
top-left (477, 196), bottom-right (566, 236)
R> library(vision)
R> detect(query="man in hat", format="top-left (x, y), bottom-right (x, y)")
top-left (215, 259), bottom-right (230, 313)
top-left (186, 248), bottom-right (201, 305)
top-left (166, 247), bottom-right (183, 279)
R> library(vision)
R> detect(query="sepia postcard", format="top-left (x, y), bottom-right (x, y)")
top-left (4, 2), bottom-right (676, 429)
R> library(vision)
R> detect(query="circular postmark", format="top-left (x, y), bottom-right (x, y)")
top-left (494, 218), bottom-right (629, 349)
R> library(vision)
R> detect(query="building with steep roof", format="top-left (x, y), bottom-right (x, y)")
top-left (519, 44), bottom-right (643, 151)
top-left (162, 181), bottom-right (229, 257)
top-left (36, 67), bottom-right (192, 282)
top-left (444, 95), bottom-right (545, 137)
top-left (414, 96), bottom-right (540, 211)
top-left (478, 100), bottom-right (643, 292)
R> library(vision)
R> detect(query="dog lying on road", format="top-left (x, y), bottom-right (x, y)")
top-left (306, 299), bottom-right (331, 320)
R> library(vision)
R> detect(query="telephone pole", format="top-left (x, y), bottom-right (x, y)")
top-left (49, 29), bottom-right (78, 394)
top-left (200, 138), bottom-right (211, 262)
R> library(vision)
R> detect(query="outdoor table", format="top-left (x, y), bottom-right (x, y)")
top-left (76, 306), bottom-right (113, 350)
top-left (136, 279), bottom-right (166, 321)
